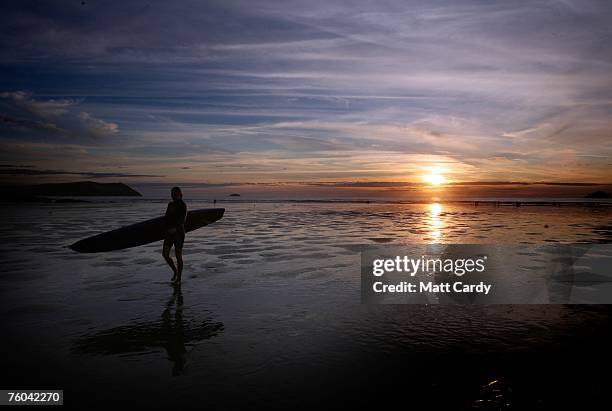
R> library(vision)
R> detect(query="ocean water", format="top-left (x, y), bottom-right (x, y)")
top-left (1, 201), bottom-right (612, 408)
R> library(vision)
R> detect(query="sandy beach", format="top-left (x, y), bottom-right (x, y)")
top-left (1, 200), bottom-right (611, 407)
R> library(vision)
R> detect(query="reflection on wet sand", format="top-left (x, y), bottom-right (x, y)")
top-left (593, 224), bottom-right (612, 242)
top-left (2, 201), bottom-right (612, 407)
top-left (73, 285), bottom-right (223, 376)
top-left (427, 202), bottom-right (443, 242)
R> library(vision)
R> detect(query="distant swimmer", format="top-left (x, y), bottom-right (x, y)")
top-left (163, 187), bottom-right (187, 284)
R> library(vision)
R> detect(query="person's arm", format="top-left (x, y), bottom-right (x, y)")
top-left (164, 203), bottom-right (174, 231)
top-left (180, 203), bottom-right (187, 225)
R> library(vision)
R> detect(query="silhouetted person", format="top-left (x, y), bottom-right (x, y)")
top-left (163, 187), bottom-right (187, 284)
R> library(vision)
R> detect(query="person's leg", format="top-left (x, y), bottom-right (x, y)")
top-left (163, 238), bottom-right (178, 281)
top-left (175, 247), bottom-right (183, 284)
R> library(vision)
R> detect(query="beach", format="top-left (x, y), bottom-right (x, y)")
top-left (1, 200), bottom-right (611, 407)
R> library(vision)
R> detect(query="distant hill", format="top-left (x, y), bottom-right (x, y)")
top-left (585, 190), bottom-right (611, 199)
top-left (1, 181), bottom-right (142, 199)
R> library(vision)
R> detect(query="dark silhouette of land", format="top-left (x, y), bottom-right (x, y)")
top-left (586, 190), bottom-right (611, 199)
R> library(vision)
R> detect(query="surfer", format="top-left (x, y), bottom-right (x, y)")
top-left (163, 187), bottom-right (188, 284)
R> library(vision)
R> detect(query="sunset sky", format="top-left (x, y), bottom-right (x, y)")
top-left (1, 0), bottom-right (611, 198)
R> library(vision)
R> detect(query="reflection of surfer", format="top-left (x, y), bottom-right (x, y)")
top-left (73, 283), bottom-right (224, 377)
top-left (162, 284), bottom-right (186, 376)
top-left (163, 187), bottom-right (188, 284)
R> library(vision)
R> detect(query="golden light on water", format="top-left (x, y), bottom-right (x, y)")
top-left (427, 202), bottom-right (442, 242)
top-left (429, 202), bottom-right (442, 215)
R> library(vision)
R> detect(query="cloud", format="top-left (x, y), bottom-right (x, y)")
top-left (304, 180), bottom-right (605, 188)
top-left (77, 112), bottom-right (119, 137)
top-left (0, 1), bottom-right (611, 185)
top-left (0, 91), bottom-right (74, 118)
top-left (0, 91), bottom-right (118, 139)
top-left (0, 114), bottom-right (61, 133)
top-left (0, 166), bottom-right (161, 178)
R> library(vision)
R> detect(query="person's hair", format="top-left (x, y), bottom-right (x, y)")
top-left (171, 186), bottom-right (182, 199)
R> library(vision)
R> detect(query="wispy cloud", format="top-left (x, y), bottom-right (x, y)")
top-left (0, 0), bottom-right (611, 188)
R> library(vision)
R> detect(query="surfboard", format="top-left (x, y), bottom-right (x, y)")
top-left (69, 208), bottom-right (225, 253)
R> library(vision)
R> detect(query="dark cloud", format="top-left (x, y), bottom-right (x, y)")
top-left (0, 167), bottom-right (161, 178)
top-left (449, 181), bottom-right (603, 187)
top-left (305, 181), bottom-right (605, 188)
top-left (0, 114), bottom-right (61, 133)
top-left (0, 91), bottom-right (118, 139)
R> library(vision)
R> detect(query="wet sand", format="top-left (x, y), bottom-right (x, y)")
top-left (1, 201), bottom-right (612, 408)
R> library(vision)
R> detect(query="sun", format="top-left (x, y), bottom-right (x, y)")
top-left (422, 172), bottom-right (447, 186)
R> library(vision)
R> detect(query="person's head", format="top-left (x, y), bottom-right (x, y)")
top-left (171, 186), bottom-right (182, 201)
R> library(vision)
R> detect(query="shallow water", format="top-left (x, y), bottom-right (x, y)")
top-left (1, 201), bottom-right (612, 408)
